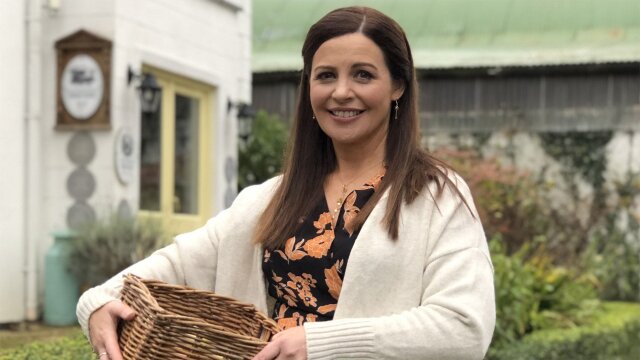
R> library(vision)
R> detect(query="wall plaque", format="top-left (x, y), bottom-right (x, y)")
top-left (115, 127), bottom-right (135, 185)
top-left (55, 29), bottom-right (112, 130)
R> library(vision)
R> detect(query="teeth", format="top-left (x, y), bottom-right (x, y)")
top-left (332, 110), bottom-right (361, 118)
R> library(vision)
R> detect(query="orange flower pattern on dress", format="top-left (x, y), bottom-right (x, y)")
top-left (317, 303), bottom-right (337, 315)
top-left (344, 169), bottom-right (384, 236)
top-left (262, 169), bottom-right (385, 328)
top-left (271, 271), bottom-right (283, 298)
top-left (274, 236), bottom-right (306, 262)
top-left (302, 230), bottom-right (335, 258)
top-left (324, 259), bottom-right (343, 300)
top-left (313, 212), bottom-right (333, 233)
top-left (286, 272), bottom-right (317, 293)
top-left (275, 303), bottom-right (304, 330)
top-left (343, 193), bottom-right (359, 237)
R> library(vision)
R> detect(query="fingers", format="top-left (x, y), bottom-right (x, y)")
top-left (109, 301), bottom-right (136, 321)
top-left (89, 301), bottom-right (134, 360)
top-left (252, 326), bottom-right (307, 360)
top-left (252, 341), bottom-right (280, 360)
top-left (102, 333), bottom-right (125, 360)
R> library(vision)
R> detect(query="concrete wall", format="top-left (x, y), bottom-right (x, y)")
top-left (424, 130), bottom-right (640, 225)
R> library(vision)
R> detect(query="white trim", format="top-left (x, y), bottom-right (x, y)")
top-left (138, 50), bottom-right (223, 89)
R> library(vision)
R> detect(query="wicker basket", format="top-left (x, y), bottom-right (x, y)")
top-left (118, 274), bottom-right (280, 360)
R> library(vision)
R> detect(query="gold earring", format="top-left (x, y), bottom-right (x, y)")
top-left (394, 100), bottom-right (399, 120)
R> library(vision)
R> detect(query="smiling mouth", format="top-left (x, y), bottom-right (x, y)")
top-left (330, 110), bottom-right (364, 118)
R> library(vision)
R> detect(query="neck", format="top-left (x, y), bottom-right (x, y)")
top-left (332, 135), bottom-right (386, 180)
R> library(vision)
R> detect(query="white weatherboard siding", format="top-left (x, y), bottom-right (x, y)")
top-left (0, 0), bottom-right (26, 323)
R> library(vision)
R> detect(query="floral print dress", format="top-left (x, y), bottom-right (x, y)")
top-left (262, 170), bottom-right (384, 330)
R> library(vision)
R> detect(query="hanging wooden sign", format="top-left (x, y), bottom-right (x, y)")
top-left (55, 29), bottom-right (112, 130)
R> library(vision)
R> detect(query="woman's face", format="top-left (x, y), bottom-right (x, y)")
top-left (309, 33), bottom-right (404, 148)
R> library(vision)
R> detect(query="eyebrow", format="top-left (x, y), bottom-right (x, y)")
top-left (352, 62), bottom-right (378, 70)
top-left (312, 62), bottom-right (378, 73)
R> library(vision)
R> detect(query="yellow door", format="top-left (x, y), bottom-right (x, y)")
top-left (138, 66), bottom-right (215, 236)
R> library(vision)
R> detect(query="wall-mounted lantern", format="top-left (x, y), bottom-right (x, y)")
top-left (128, 66), bottom-right (162, 114)
top-left (228, 100), bottom-right (256, 143)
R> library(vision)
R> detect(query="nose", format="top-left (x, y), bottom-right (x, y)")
top-left (331, 78), bottom-right (353, 102)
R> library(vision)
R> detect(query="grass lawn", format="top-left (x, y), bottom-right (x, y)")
top-left (0, 323), bottom-right (83, 355)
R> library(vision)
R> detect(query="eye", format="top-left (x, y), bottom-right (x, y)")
top-left (314, 71), bottom-right (335, 81)
top-left (355, 70), bottom-right (373, 81)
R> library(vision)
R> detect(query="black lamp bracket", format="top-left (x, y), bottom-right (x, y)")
top-left (227, 99), bottom-right (256, 119)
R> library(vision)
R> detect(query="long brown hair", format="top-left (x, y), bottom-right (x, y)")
top-left (255, 6), bottom-right (461, 250)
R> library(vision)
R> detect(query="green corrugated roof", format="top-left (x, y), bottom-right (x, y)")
top-left (253, 0), bottom-right (640, 72)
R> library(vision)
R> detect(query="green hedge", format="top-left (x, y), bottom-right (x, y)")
top-left (488, 302), bottom-right (640, 360)
top-left (0, 332), bottom-right (93, 360)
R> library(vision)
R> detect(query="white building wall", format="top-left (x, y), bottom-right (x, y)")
top-left (38, 0), bottom-right (115, 226)
top-left (0, 0), bottom-right (27, 323)
top-left (34, 0), bottom-right (118, 314)
top-left (110, 0), bottom-right (251, 214)
top-left (0, 0), bottom-right (251, 322)
top-left (36, 0), bottom-right (250, 312)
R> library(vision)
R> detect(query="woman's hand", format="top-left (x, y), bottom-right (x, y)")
top-left (88, 300), bottom-right (136, 360)
top-left (252, 326), bottom-right (308, 360)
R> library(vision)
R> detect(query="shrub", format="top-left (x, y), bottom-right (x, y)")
top-left (433, 149), bottom-right (552, 254)
top-left (238, 110), bottom-right (288, 190)
top-left (435, 148), bottom-right (640, 302)
top-left (490, 237), bottom-right (600, 349)
top-left (488, 302), bottom-right (640, 360)
top-left (584, 224), bottom-right (640, 302)
top-left (490, 236), bottom-right (538, 346)
top-left (68, 214), bottom-right (165, 287)
top-left (581, 173), bottom-right (640, 301)
top-left (527, 247), bottom-right (600, 331)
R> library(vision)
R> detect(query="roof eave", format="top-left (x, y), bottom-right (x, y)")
top-left (253, 46), bottom-right (640, 73)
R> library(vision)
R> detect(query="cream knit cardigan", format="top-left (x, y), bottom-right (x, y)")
top-left (77, 174), bottom-right (495, 359)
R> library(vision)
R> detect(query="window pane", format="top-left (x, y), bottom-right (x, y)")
top-left (139, 102), bottom-right (162, 211)
top-left (174, 94), bottom-right (199, 214)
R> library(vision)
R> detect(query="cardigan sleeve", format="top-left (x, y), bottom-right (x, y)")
top-left (75, 177), bottom-right (281, 337)
top-left (75, 215), bottom-right (224, 337)
top-left (73, 178), bottom-right (265, 337)
top-left (304, 176), bottom-right (496, 360)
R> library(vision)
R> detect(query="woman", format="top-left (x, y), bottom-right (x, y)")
top-left (79, 6), bottom-right (495, 360)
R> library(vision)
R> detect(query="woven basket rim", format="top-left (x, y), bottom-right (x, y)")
top-left (131, 275), bottom-right (262, 308)
top-left (122, 274), bottom-right (277, 345)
